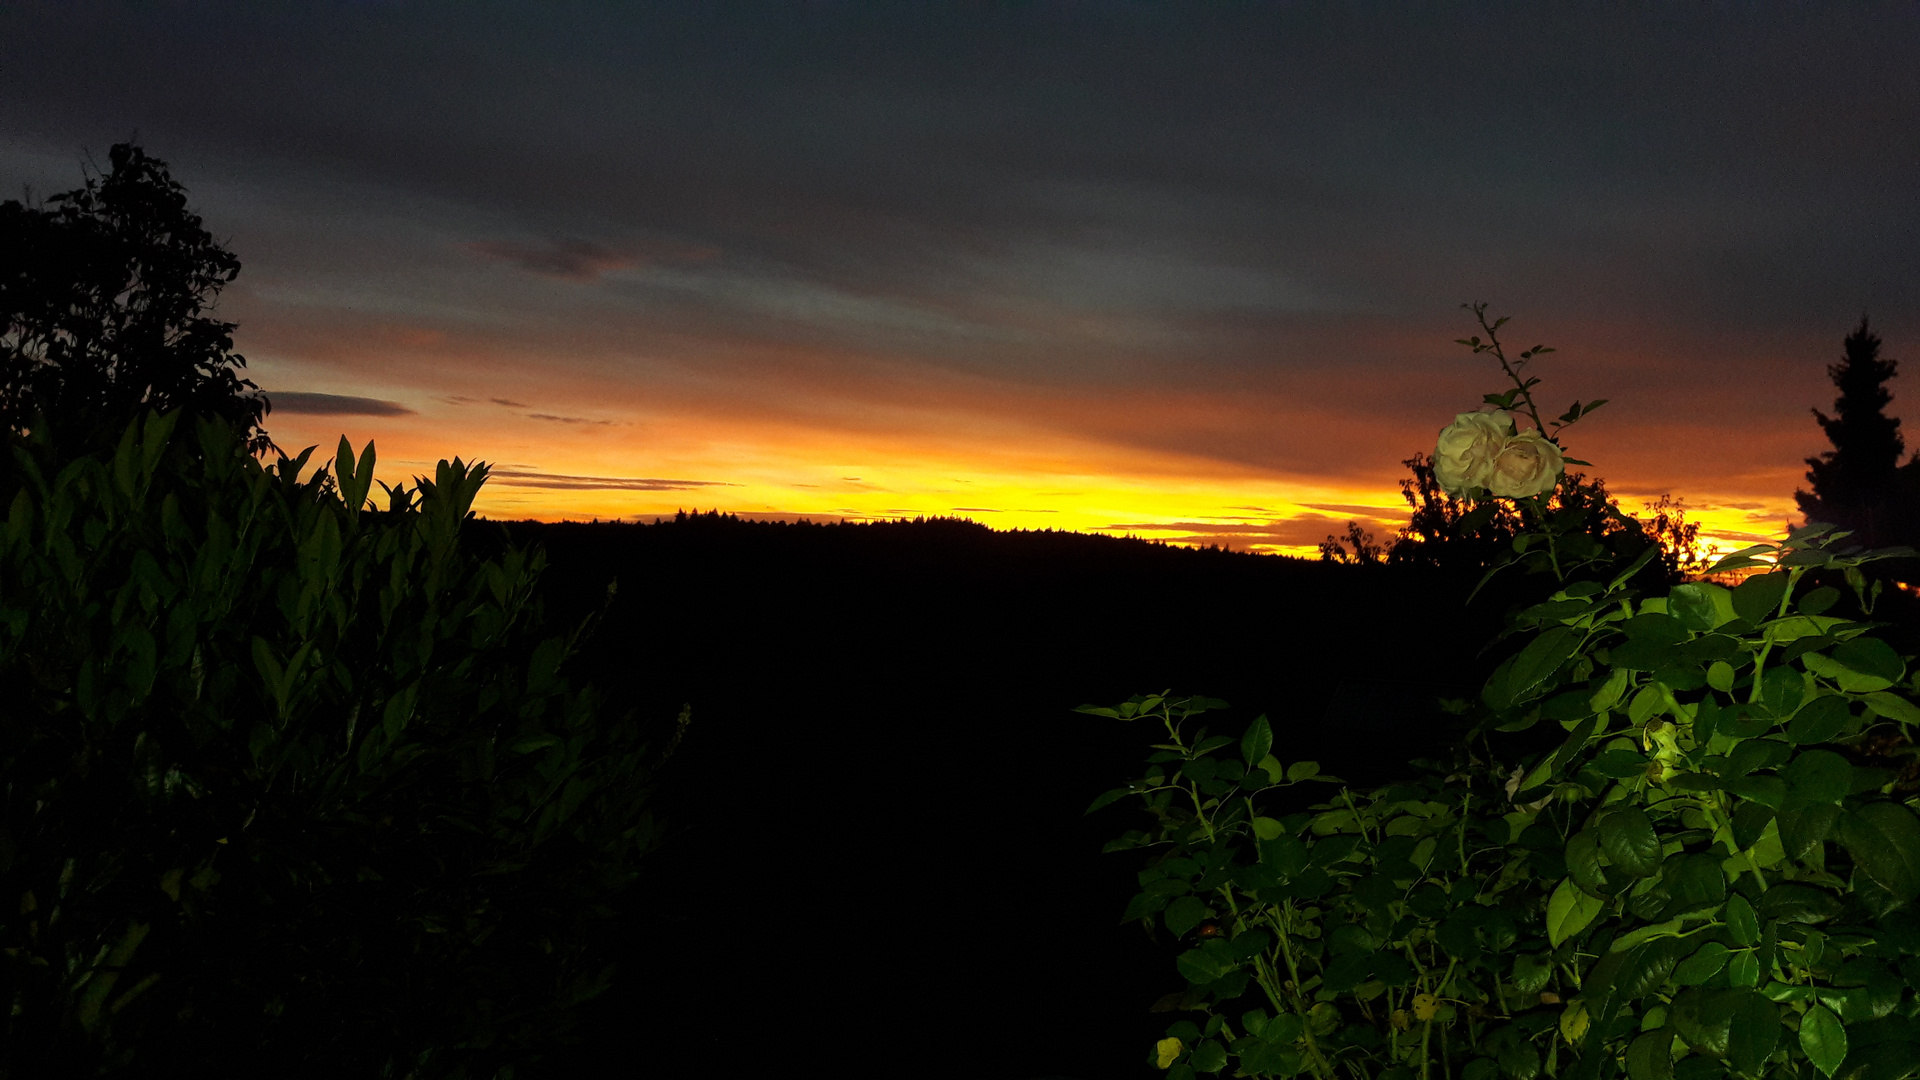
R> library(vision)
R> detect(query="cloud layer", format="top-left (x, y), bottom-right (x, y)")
top-left (2, 3), bottom-right (1914, 552)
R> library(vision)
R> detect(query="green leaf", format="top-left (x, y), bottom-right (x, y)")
top-left (1766, 615), bottom-right (1844, 645)
top-left (1622, 613), bottom-right (1691, 645)
top-left (1837, 801), bottom-right (1920, 903)
top-left (1241, 715), bottom-right (1273, 767)
top-left (1590, 667), bottom-right (1632, 714)
top-left (1511, 953), bottom-right (1552, 994)
top-left (1177, 947), bottom-right (1236, 985)
top-left (1726, 951), bottom-right (1759, 988)
top-left (1674, 942), bottom-right (1730, 985)
top-left (1228, 929), bottom-right (1271, 962)
top-left (1761, 665), bottom-right (1806, 715)
top-left (1707, 661), bottom-right (1736, 692)
top-left (1260, 835), bottom-right (1309, 877)
top-left (1733, 572), bottom-right (1792, 624)
top-left (1799, 1005), bottom-right (1847, 1078)
top-left (1671, 987), bottom-right (1737, 1058)
top-left (1755, 883), bottom-right (1841, 924)
top-left (1725, 894), bottom-right (1760, 946)
top-left (1189, 1039), bottom-right (1228, 1074)
top-left (1508, 626), bottom-right (1585, 704)
top-left (1727, 737), bottom-right (1791, 777)
top-left (1803, 651), bottom-right (1893, 693)
top-left (1566, 829), bottom-right (1611, 898)
top-left (1250, 816), bottom-right (1284, 840)
top-left (1788, 696), bottom-right (1852, 745)
top-left (1497, 1037), bottom-right (1542, 1080)
top-left (1783, 750), bottom-right (1853, 807)
top-left (1166, 895), bottom-right (1209, 937)
top-left (1726, 991), bottom-right (1780, 1075)
top-left (1778, 803), bottom-right (1841, 861)
top-left (1834, 637), bottom-right (1905, 684)
top-left (1660, 853), bottom-right (1728, 920)
top-left (1607, 544), bottom-right (1661, 592)
top-left (1670, 583), bottom-right (1732, 632)
top-left (1286, 761), bottom-right (1320, 782)
top-left (1721, 776), bottom-right (1785, 810)
top-left (1626, 1030), bottom-right (1674, 1080)
top-left (1523, 714), bottom-right (1600, 795)
top-left (1799, 587), bottom-right (1841, 616)
top-left (1617, 935), bottom-right (1692, 1000)
top-left (1483, 654), bottom-right (1521, 711)
top-left (1548, 878), bottom-right (1605, 946)
top-left (1599, 807), bottom-right (1662, 878)
top-left (1864, 692), bottom-right (1920, 726)
top-left (1592, 749), bottom-right (1652, 778)
top-left (1731, 801), bottom-right (1775, 851)
top-left (1779, 547), bottom-right (1833, 568)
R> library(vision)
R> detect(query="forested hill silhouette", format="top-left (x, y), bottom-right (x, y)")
top-left (501, 511), bottom-right (1501, 1080)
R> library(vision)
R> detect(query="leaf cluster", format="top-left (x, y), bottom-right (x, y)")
top-left (1093, 523), bottom-right (1920, 1080)
top-left (0, 413), bottom-right (674, 1075)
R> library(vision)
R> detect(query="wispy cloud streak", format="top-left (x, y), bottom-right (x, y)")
top-left (486, 469), bottom-right (732, 492)
top-left (267, 392), bottom-right (415, 417)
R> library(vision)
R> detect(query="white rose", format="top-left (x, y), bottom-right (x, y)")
top-left (1487, 429), bottom-right (1564, 498)
top-left (1432, 411), bottom-right (1514, 495)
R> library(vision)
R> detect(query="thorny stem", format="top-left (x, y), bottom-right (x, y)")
top-left (1342, 788), bottom-right (1376, 845)
top-left (1467, 303), bottom-right (1550, 442)
top-left (1270, 904), bottom-right (1340, 1080)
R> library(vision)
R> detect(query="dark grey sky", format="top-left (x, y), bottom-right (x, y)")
top-left (4, 1), bottom-right (1916, 548)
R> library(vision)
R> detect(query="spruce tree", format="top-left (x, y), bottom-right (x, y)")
top-left (1798, 316), bottom-right (1904, 546)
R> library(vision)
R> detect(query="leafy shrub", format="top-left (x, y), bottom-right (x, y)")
top-left (0, 413), bottom-right (676, 1076)
top-left (1092, 311), bottom-right (1920, 1080)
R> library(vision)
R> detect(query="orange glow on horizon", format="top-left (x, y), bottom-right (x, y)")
top-left (261, 402), bottom-right (1808, 561)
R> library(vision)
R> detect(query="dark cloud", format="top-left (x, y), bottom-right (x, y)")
top-left (465, 239), bottom-right (635, 281)
top-left (486, 469), bottom-right (730, 492)
top-left (267, 391), bottom-right (414, 416)
top-left (490, 397), bottom-right (529, 408)
top-left (525, 413), bottom-right (614, 426)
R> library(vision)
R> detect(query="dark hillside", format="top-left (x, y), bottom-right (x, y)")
top-left (506, 514), bottom-right (1496, 1079)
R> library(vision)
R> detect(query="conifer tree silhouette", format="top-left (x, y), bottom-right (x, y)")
top-left (1797, 316), bottom-right (1903, 546)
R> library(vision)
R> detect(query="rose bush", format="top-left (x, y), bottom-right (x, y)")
top-left (1092, 307), bottom-right (1920, 1080)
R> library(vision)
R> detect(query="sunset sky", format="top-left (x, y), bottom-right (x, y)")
top-left (4, 3), bottom-right (1917, 556)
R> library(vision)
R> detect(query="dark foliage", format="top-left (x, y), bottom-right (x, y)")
top-left (0, 414), bottom-right (668, 1076)
top-left (0, 144), bottom-right (269, 455)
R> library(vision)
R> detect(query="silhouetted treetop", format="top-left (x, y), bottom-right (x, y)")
top-left (1798, 316), bottom-right (1903, 545)
top-left (1, 143), bottom-right (269, 452)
